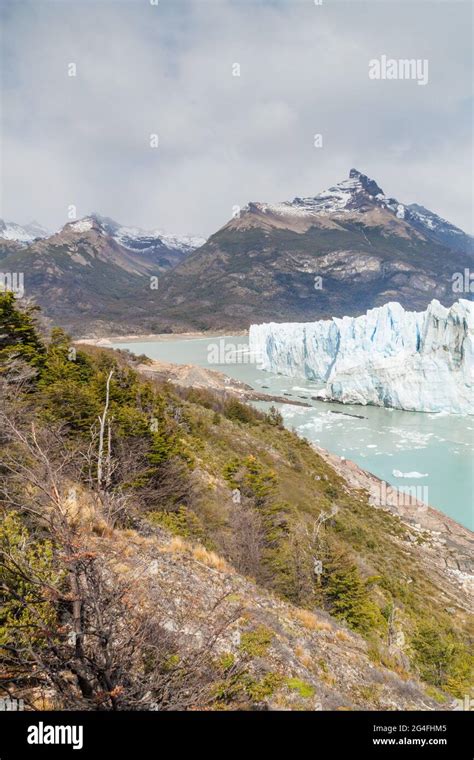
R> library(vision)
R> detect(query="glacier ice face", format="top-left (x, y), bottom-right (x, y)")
top-left (249, 300), bottom-right (474, 414)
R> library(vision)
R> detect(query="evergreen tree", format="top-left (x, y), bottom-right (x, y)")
top-left (322, 548), bottom-right (384, 634)
top-left (0, 292), bottom-right (45, 369)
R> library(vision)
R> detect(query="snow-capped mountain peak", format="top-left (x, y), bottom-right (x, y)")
top-left (239, 169), bottom-right (472, 255)
top-left (242, 169), bottom-right (398, 220)
top-left (0, 218), bottom-right (50, 243)
top-left (291, 168), bottom-right (387, 214)
top-left (66, 218), bottom-right (96, 234)
top-left (63, 213), bottom-right (205, 255)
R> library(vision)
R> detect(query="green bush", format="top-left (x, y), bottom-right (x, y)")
top-left (412, 624), bottom-right (473, 697)
top-left (239, 625), bottom-right (273, 657)
top-left (0, 511), bottom-right (61, 650)
top-left (322, 550), bottom-right (385, 634)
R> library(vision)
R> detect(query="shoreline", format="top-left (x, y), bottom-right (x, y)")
top-left (76, 329), bottom-right (249, 346)
top-left (317, 444), bottom-right (473, 607)
top-left (77, 338), bottom-right (472, 536)
top-left (135, 359), bottom-right (311, 408)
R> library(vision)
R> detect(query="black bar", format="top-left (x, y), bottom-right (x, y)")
top-left (0, 710), bottom-right (472, 758)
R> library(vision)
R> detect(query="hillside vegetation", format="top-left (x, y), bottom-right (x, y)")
top-left (0, 294), bottom-right (471, 710)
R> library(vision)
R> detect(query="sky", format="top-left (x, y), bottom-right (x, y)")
top-left (1, 0), bottom-right (473, 237)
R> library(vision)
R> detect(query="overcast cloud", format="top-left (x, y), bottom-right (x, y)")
top-left (1, 0), bottom-right (472, 237)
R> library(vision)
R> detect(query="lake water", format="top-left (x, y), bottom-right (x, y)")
top-left (111, 335), bottom-right (473, 530)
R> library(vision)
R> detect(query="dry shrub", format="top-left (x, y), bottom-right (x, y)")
top-left (161, 534), bottom-right (230, 573)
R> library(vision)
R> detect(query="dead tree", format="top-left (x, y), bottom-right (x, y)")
top-left (97, 370), bottom-right (114, 491)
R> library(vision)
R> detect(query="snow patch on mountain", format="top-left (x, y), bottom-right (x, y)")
top-left (249, 300), bottom-right (473, 414)
top-left (242, 169), bottom-right (472, 254)
top-left (67, 214), bottom-right (206, 254)
top-left (69, 219), bottom-right (94, 233)
top-left (0, 219), bottom-right (50, 243)
top-left (113, 225), bottom-right (205, 254)
top-left (406, 203), bottom-right (468, 246)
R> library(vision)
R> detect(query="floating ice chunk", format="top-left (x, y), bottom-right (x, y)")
top-left (392, 470), bottom-right (428, 478)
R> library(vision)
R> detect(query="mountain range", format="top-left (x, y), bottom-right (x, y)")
top-left (154, 169), bottom-right (473, 332)
top-left (0, 214), bottom-right (205, 334)
top-left (1, 169), bottom-right (472, 336)
top-left (0, 218), bottom-right (50, 243)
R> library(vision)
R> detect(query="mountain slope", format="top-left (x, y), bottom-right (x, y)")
top-left (153, 169), bottom-right (473, 332)
top-left (0, 215), bottom-right (205, 334)
top-left (1, 296), bottom-right (472, 709)
top-left (88, 213), bottom-right (205, 270)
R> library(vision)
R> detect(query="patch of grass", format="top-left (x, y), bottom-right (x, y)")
top-left (192, 545), bottom-right (230, 572)
top-left (334, 630), bottom-right (351, 642)
top-left (286, 677), bottom-right (315, 699)
top-left (239, 625), bottom-right (274, 658)
top-left (355, 684), bottom-right (382, 704)
top-left (246, 672), bottom-right (285, 701)
top-left (217, 652), bottom-right (235, 671)
top-left (425, 685), bottom-right (448, 704)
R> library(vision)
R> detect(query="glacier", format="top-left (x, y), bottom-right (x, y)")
top-left (249, 300), bottom-right (473, 414)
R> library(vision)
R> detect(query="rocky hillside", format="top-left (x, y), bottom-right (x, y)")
top-left (153, 169), bottom-right (473, 332)
top-left (69, 521), bottom-right (449, 711)
top-left (0, 294), bottom-right (472, 710)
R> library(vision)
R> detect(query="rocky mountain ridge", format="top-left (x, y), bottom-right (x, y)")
top-left (1, 169), bottom-right (472, 336)
top-left (151, 169), bottom-right (473, 333)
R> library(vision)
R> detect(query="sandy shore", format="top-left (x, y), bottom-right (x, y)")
top-left (76, 329), bottom-right (248, 347)
top-left (136, 358), bottom-right (311, 408)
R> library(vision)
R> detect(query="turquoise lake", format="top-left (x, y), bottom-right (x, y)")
top-left (110, 335), bottom-right (474, 530)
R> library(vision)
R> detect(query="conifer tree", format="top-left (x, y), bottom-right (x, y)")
top-left (0, 292), bottom-right (45, 368)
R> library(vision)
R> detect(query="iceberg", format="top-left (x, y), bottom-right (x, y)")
top-left (249, 300), bottom-right (473, 414)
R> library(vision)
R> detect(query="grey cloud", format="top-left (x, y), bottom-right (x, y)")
top-left (1, 0), bottom-right (472, 236)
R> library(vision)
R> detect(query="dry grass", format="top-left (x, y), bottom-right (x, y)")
top-left (293, 608), bottom-right (332, 632)
top-left (113, 562), bottom-right (131, 575)
top-left (295, 645), bottom-right (314, 670)
top-left (161, 535), bottom-right (230, 572)
top-left (335, 630), bottom-right (350, 642)
top-left (91, 519), bottom-right (113, 537)
top-left (30, 694), bottom-right (56, 710)
top-left (121, 528), bottom-right (137, 538)
top-left (162, 536), bottom-right (187, 554)
top-left (192, 545), bottom-right (230, 572)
